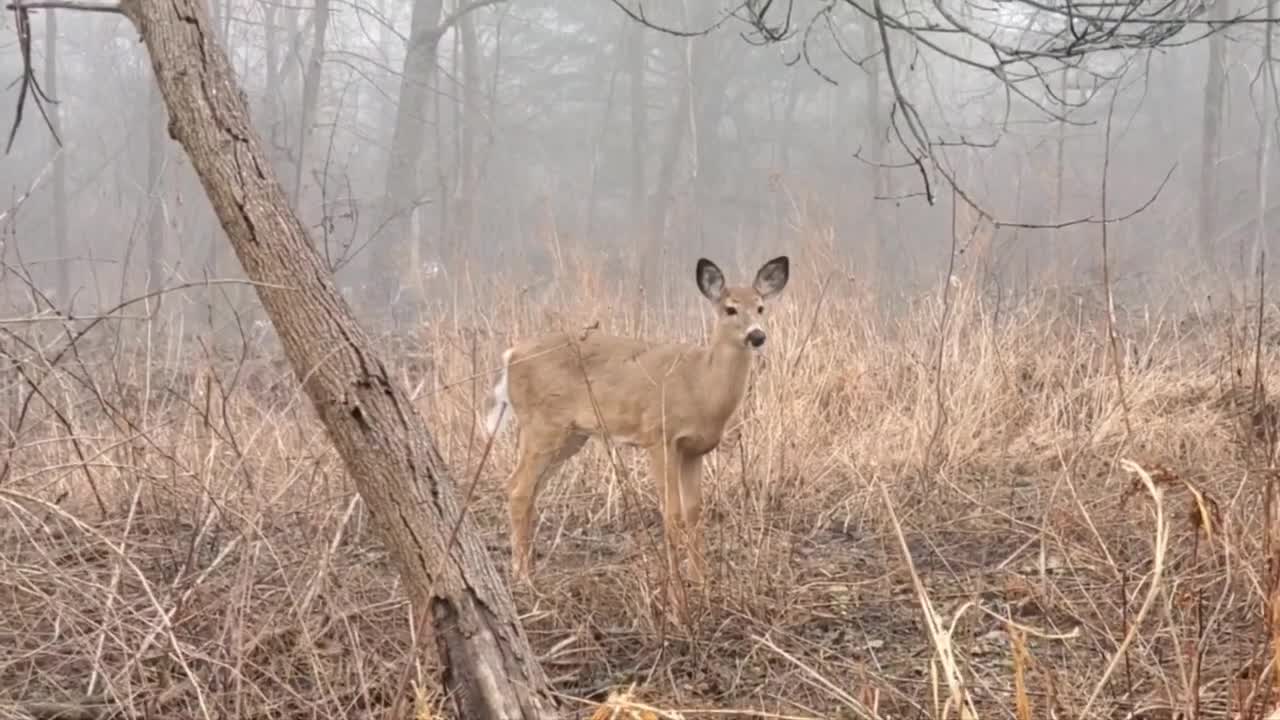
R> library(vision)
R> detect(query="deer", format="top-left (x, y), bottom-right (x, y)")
top-left (483, 256), bottom-right (791, 591)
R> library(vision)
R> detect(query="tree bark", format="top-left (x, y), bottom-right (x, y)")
top-left (115, 0), bottom-right (559, 717)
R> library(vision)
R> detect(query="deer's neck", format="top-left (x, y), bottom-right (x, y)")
top-left (701, 327), bottom-right (753, 423)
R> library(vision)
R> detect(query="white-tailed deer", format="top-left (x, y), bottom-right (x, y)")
top-left (484, 256), bottom-right (790, 587)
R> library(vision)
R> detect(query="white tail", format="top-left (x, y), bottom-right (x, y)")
top-left (487, 256), bottom-right (791, 603)
top-left (483, 349), bottom-right (514, 437)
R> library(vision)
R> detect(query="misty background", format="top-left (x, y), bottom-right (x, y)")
top-left (0, 0), bottom-right (1275, 334)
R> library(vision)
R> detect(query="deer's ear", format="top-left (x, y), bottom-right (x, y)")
top-left (754, 256), bottom-right (790, 298)
top-left (696, 258), bottom-right (725, 302)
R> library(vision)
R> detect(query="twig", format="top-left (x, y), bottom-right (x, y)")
top-left (0, 149), bottom-right (57, 223)
top-left (20, 696), bottom-right (117, 720)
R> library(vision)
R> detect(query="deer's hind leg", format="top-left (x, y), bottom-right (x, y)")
top-left (507, 423), bottom-right (586, 582)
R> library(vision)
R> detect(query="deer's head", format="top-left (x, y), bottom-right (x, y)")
top-left (696, 256), bottom-right (790, 349)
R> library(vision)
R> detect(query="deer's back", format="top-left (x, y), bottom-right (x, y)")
top-left (505, 331), bottom-right (705, 444)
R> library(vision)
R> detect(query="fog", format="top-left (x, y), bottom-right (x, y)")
top-left (5, 3), bottom-right (1280, 714)
top-left (1, 0), bottom-right (1275, 330)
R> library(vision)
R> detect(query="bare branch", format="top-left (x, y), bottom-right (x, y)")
top-left (3, 0), bottom-right (122, 153)
top-left (613, 0), bottom-right (1272, 219)
top-left (4, 0), bottom-right (122, 11)
top-left (608, 0), bottom-right (747, 37)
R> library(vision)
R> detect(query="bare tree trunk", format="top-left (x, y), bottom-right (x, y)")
top-left (275, 5), bottom-right (305, 180)
top-left (1249, 0), bottom-right (1275, 284)
top-left (433, 67), bottom-right (450, 278)
top-left (262, 0), bottom-right (279, 145)
top-left (452, 6), bottom-right (480, 266)
top-left (778, 72), bottom-right (799, 175)
top-left (145, 82), bottom-right (165, 296)
top-left (374, 0), bottom-right (444, 311)
top-left (260, 0), bottom-right (292, 191)
top-left (862, 16), bottom-right (888, 292)
top-left (686, 2), bottom-right (725, 243)
top-left (1199, 0), bottom-right (1230, 271)
top-left (771, 74), bottom-right (798, 254)
top-left (1053, 70), bottom-right (1068, 282)
top-left (644, 49), bottom-right (692, 312)
top-left (375, 0), bottom-right (394, 145)
top-left (477, 6), bottom-right (506, 270)
top-left (293, 0), bottom-right (329, 203)
top-left (44, 9), bottom-right (69, 305)
top-left (627, 22), bottom-right (648, 309)
top-left (585, 19), bottom-right (626, 241)
top-left (115, 0), bottom-right (559, 716)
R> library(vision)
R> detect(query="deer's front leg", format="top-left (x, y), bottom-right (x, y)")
top-left (648, 444), bottom-right (686, 572)
top-left (679, 452), bottom-right (706, 584)
top-left (650, 443), bottom-right (692, 621)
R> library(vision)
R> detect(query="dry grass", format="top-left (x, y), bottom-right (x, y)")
top-left (1, 244), bottom-right (1278, 720)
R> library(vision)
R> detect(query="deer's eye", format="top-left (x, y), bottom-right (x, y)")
top-left (757, 306), bottom-right (765, 315)
top-left (725, 307), bottom-right (738, 316)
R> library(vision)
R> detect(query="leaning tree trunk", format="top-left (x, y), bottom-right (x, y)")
top-left (114, 0), bottom-right (559, 717)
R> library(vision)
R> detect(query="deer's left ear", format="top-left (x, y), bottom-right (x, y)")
top-left (753, 256), bottom-right (790, 298)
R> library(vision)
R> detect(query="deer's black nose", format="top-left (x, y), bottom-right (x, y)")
top-left (746, 329), bottom-right (766, 347)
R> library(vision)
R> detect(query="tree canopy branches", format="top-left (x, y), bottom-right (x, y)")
top-left (613, 0), bottom-right (1264, 225)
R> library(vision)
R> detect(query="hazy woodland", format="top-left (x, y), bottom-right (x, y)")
top-left (2, 0), bottom-right (1280, 717)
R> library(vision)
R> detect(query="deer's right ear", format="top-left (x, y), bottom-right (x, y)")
top-left (696, 258), bottom-right (725, 301)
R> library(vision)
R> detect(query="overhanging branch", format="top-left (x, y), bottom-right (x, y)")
top-left (4, 0), bottom-right (123, 154)
top-left (5, 0), bottom-right (122, 11)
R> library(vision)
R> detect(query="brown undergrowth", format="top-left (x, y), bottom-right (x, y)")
top-left (1, 249), bottom-right (1278, 719)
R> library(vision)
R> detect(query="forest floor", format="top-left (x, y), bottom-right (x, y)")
top-left (1, 266), bottom-right (1276, 720)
